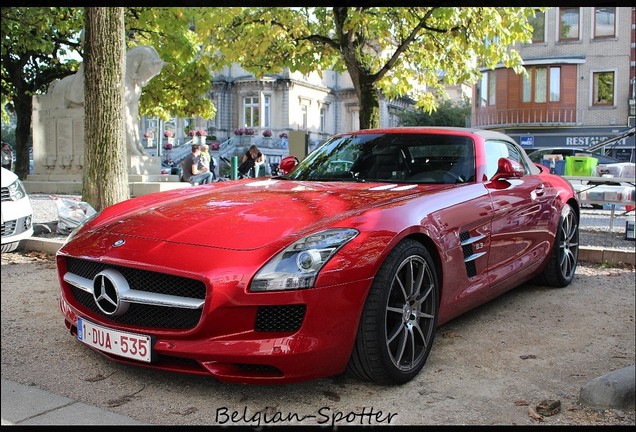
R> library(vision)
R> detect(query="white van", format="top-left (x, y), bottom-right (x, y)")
top-left (1, 167), bottom-right (33, 252)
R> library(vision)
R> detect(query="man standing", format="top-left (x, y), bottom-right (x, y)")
top-left (1, 142), bottom-right (13, 171)
top-left (182, 144), bottom-right (214, 185)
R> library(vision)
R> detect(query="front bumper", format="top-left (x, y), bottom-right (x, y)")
top-left (59, 271), bottom-right (372, 384)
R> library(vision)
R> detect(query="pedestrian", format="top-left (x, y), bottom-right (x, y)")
top-left (182, 144), bottom-right (214, 185)
top-left (238, 144), bottom-right (266, 177)
top-left (1, 142), bottom-right (13, 171)
top-left (199, 144), bottom-right (216, 180)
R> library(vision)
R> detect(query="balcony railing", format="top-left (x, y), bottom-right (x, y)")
top-left (473, 108), bottom-right (585, 128)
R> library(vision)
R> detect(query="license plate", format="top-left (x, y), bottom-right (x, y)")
top-left (77, 318), bottom-right (152, 362)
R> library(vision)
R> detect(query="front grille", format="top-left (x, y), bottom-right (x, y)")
top-left (1, 220), bottom-right (16, 236)
top-left (235, 363), bottom-right (282, 374)
top-left (0, 186), bottom-right (10, 202)
top-left (64, 257), bottom-right (206, 330)
top-left (255, 305), bottom-right (306, 332)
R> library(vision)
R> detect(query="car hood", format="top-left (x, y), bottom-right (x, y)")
top-left (93, 178), bottom-right (433, 251)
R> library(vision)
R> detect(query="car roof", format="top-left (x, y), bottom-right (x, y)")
top-left (336, 127), bottom-right (518, 143)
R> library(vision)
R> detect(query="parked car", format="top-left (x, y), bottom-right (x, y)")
top-left (56, 127), bottom-right (580, 385)
top-left (526, 147), bottom-right (621, 165)
top-left (1, 167), bottom-right (34, 252)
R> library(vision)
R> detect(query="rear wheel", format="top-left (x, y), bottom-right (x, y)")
top-left (347, 239), bottom-right (439, 384)
top-left (535, 203), bottom-right (579, 287)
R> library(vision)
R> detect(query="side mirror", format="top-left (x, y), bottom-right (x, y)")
top-left (279, 155), bottom-right (299, 174)
top-left (491, 157), bottom-right (524, 182)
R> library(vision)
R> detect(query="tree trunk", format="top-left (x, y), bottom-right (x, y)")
top-left (358, 78), bottom-right (380, 130)
top-left (83, 8), bottom-right (129, 211)
top-left (13, 90), bottom-right (32, 180)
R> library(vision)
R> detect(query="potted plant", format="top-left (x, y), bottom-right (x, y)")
top-left (279, 132), bottom-right (288, 139)
top-left (262, 129), bottom-right (272, 137)
top-left (245, 128), bottom-right (255, 136)
top-left (234, 128), bottom-right (245, 136)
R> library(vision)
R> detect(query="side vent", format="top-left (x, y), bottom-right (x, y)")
top-left (459, 231), bottom-right (487, 278)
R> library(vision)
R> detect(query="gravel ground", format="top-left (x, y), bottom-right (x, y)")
top-left (5, 193), bottom-right (634, 426)
top-left (28, 193), bottom-right (636, 251)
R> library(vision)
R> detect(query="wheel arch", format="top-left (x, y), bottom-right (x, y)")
top-left (401, 232), bottom-right (444, 300)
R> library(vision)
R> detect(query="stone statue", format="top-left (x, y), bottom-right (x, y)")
top-left (48, 45), bottom-right (167, 157)
top-left (123, 46), bottom-right (167, 156)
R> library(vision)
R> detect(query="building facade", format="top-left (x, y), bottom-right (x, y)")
top-left (208, 65), bottom-right (416, 147)
top-left (143, 64), bottom-right (414, 163)
top-left (472, 6), bottom-right (635, 162)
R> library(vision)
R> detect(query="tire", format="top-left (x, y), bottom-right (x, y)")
top-left (347, 239), bottom-right (440, 384)
top-left (534, 203), bottom-right (579, 287)
top-left (1, 241), bottom-right (19, 253)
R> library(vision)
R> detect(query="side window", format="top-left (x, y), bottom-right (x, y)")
top-left (484, 140), bottom-right (532, 179)
top-left (484, 141), bottom-right (507, 180)
top-left (505, 142), bottom-right (532, 174)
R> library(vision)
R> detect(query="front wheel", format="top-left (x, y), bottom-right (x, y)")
top-left (347, 239), bottom-right (439, 384)
top-left (534, 202), bottom-right (579, 287)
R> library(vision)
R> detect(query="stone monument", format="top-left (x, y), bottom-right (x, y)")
top-left (27, 45), bottom-right (175, 195)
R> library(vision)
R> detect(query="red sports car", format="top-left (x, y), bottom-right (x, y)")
top-left (57, 127), bottom-right (580, 385)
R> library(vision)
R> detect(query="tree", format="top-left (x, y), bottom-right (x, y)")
top-left (83, 8), bottom-right (129, 210)
top-left (1, 7), bottom-right (84, 179)
top-left (202, 7), bottom-right (539, 130)
top-left (1, 7), bottom-right (217, 180)
top-left (399, 98), bottom-right (471, 127)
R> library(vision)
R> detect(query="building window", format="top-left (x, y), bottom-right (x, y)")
top-left (592, 71), bottom-right (615, 106)
top-left (243, 96), bottom-right (260, 128)
top-left (549, 67), bottom-right (561, 102)
top-left (522, 73), bottom-right (531, 103)
top-left (301, 105), bottom-right (308, 130)
top-left (350, 109), bottom-right (359, 131)
top-left (263, 95), bottom-right (271, 128)
top-left (522, 66), bottom-right (561, 103)
top-left (320, 107), bottom-right (326, 132)
top-left (594, 7), bottom-right (615, 39)
top-left (477, 73), bottom-right (487, 107)
top-left (488, 72), bottom-right (496, 106)
top-left (529, 9), bottom-right (545, 43)
top-left (534, 67), bottom-right (547, 103)
top-left (559, 7), bottom-right (579, 41)
top-left (477, 72), bottom-right (496, 107)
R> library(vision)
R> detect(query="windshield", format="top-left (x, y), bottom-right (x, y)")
top-left (284, 133), bottom-right (476, 184)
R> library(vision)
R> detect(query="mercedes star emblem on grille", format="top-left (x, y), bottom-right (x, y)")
top-left (92, 270), bottom-right (131, 316)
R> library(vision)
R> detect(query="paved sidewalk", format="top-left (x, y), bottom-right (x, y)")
top-left (1, 379), bottom-right (146, 425)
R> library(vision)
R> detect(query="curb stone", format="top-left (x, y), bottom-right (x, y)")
top-left (579, 364), bottom-right (636, 411)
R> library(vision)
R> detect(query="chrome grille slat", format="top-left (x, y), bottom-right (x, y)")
top-left (63, 257), bottom-right (206, 330)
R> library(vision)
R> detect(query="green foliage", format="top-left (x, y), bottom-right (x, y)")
top-left (123, 7), bottom-right (218, 120)
top-left (1, 7), bottom-right (84, 120)
top-left (399, 98), bottom-right (471, 127)
top-left (199, 7), bottom-right (539, 129)
top-left (1, 122), bottom-right (15, 146)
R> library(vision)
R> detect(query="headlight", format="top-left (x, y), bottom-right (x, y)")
top-left (7, 179), bottom-right (27, 201)
top-left (250, 228), bottom-right (358, 292)
top-left (63, 211), bottom-right (101, 245)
